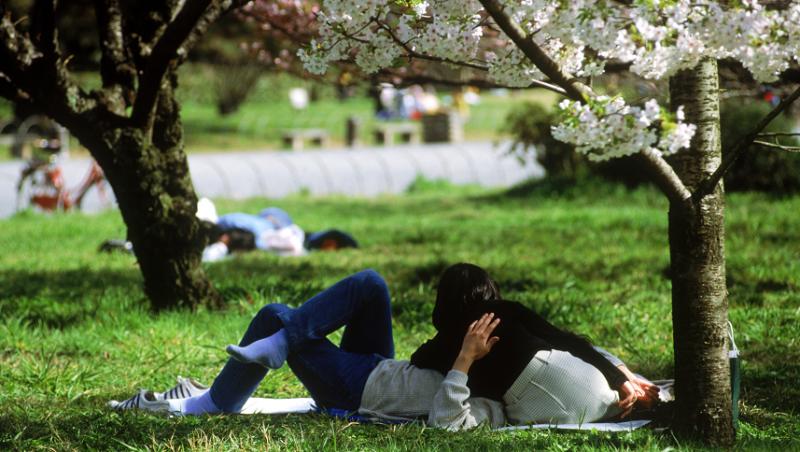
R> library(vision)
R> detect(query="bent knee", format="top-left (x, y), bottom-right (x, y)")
top-left (255, 303), bottom-right (290, 320)
top-left (358, 269), bottom-right (388, 292)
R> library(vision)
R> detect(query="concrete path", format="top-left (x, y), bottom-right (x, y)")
top-left (0, 141), bottom-right (542, 219)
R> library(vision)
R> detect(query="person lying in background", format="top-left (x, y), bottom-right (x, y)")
top-left (200, 205), bottom-right (305, 261)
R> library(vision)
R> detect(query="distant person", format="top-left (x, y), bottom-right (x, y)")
top-left (201, 205), bottom-right (304, 261)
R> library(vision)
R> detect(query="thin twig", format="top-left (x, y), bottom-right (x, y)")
top-left (375, 20), bottom-right (489, 72)
top-left (757, 132), bottom-right (800, 138)
top-left (752, 140), bottom-right (800, 152)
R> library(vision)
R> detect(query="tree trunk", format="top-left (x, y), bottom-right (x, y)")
top-left (668, 58), bottom-right (734, 446)
top-left (72, 83), bottom-right (221, 311)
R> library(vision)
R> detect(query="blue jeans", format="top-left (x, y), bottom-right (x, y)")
top-left (209, 269), bottom-right (395, 412)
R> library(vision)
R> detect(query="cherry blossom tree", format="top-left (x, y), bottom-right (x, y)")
top-left (299, 0), bottom-right (800, 445)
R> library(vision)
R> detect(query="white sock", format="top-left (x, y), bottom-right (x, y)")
top-left (179, 391), bottom-right (221, 415)
top-left (226, 328), bottom-right (289, 369)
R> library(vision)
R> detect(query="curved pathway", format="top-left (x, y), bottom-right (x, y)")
top-left (0, 141), bottom-right (542, 218)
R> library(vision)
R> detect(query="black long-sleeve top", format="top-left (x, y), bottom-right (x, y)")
top-left (410, 299), bottom-right (628, 401)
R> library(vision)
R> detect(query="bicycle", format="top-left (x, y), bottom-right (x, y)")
top-left (15, 141), bottom-right (109, 212)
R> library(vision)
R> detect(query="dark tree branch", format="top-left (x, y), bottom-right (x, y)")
top-left (0, 72), bottom-right (31, 103)
top-left (757, 132), bottom-right (800, 138)
top-left (693, 84), bottom-right (800, 200)
top-left (0, 6), bottom-right (98, 136)
top-left (0, 12), bottom-right (39, 83)
top-left (176, 0), bottom-right (252, 68)
top-left (131, 0), bottom-right (251, 129)
top-left (478, 0), bottom-right (588, 102)
top-left (131, 0), bottom-right (215, 128)
top-left (94, 0), bottom-right (136, 109)
top-left (30, 0), bottom-right (58, 59)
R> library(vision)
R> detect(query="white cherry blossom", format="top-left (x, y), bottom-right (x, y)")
top-left (302, 0), bottom-right (799, 160)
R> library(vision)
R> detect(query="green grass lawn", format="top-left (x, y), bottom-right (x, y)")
top-left (0, 180), bottom-right (798, 450)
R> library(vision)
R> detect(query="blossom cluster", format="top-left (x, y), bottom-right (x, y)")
top-left (302, 0), bottom-right (798, 159)
top-left (552, 98), bottom-right (697, 161)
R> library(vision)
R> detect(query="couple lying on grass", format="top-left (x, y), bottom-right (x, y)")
top-left (111, 263), bottom-right (660, 430)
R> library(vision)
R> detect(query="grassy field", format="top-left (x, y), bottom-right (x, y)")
top-left (0, 179), bottom-right (798, 450)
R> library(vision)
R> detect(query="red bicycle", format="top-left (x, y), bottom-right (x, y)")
top-left (16, 153), bottom-right (109, 212)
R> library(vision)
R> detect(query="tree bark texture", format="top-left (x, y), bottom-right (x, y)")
top-left (73, 84), bottom-right (220, 311)
top-left (668, 58), bottom-right (734, 446)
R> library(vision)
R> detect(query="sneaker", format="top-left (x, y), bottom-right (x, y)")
top-left (156, 376), bottom-right (208, 401)
top-left (108, 389), bottom-right (172, 413)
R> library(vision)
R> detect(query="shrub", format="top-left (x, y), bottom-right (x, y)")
top-left (213, 63), bottom-right (263, 116)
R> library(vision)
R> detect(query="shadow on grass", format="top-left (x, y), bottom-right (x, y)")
top-left (0, 267), bottom-right (142, 329)
top-left (726, 270), bottom-right (797, 307)
top-left (0, 257), bottom-right (452, 330)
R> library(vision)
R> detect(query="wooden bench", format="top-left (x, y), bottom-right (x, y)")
top-left (373, 123), bottom-right (421, 146)
top-left (282, 129), bottom-right (331, 151)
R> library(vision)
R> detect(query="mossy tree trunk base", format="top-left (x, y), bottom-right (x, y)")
top-left (73, 88), bottom-right (221, 311)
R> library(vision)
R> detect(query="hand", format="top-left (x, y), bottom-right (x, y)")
top-left (452, 313), bottom-right (501, 373)
top-left (617, 381), bottom-right (638, 419)
top-left (630, 378), bottom-right (659, 409)
top-left (618, 365), bottom-right (660, 410)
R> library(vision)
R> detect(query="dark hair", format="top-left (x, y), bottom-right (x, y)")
top-left (200, 221), bottom-right (225, 244)
top-left (225, 228), bottom-right (256, 253)
top-left (432, 263), bottom-right (500, 331)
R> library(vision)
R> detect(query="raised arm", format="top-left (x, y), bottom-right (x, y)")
top-left (428, 314), bottom-right (506, 430)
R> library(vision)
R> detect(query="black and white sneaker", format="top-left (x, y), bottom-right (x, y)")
top-left (157, 376), bottom-right (208, 401)
top-left (108, 389), bottom-right (172, 412)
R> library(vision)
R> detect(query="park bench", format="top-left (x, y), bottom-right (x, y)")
top-left (282, 129), bottom-right (331, 151)
top-left (373, 122), bottom-right (421, 146)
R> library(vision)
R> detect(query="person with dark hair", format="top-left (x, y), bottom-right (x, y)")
top-left (201, 207), bottom-right (305, 261)
top-left (430, 263), bottom-right (501, 331)
top-left (110, 265), bottom-right (656, 429)
top-left (110, 270), bottom-right (508, 430)
top-left (411, 263), bottom-right (659, 424)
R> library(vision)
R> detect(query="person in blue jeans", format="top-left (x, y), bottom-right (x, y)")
top-left (207, 268), bottom-right (395, 413)
top-left (112, 267), bottom-right (651, 429)
top-left (113, 269), bottom-right (513, 429)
